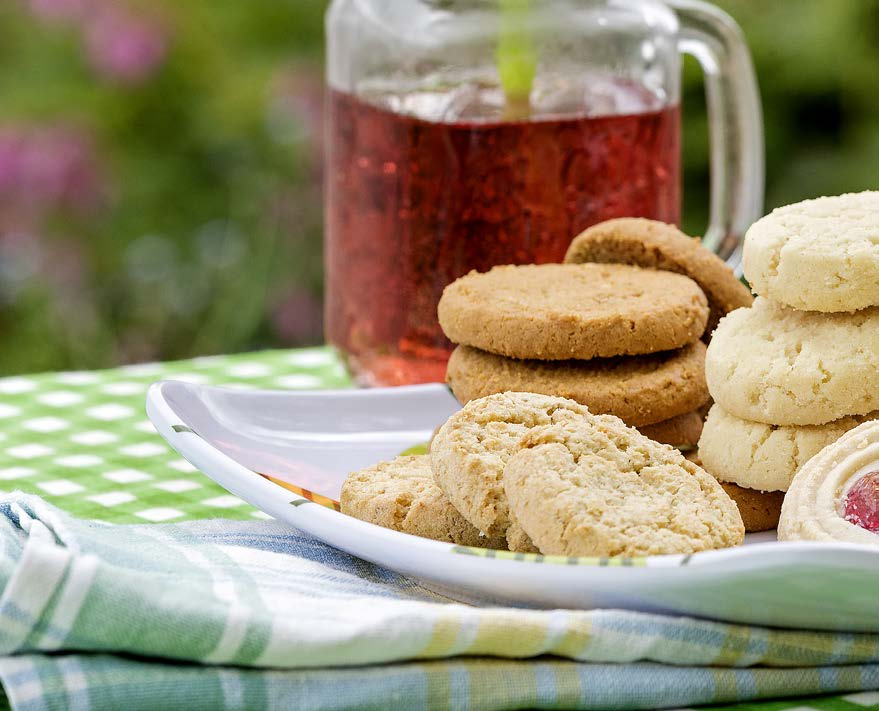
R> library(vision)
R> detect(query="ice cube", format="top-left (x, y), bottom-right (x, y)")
top-left (530, 73), bottom-right (664, 118)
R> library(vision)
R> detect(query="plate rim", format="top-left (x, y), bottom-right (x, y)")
top-left (145, 379), bottom-right (879, 572)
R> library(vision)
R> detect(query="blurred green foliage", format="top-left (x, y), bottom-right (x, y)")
top-left (0, 0), bottom-right (326, 374)
top-left (683, 0), bottom-right (879, 234)
top-left (0, 0), bottom-right (875, 374)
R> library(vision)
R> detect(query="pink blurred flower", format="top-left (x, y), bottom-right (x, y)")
top-left (27, 0), bottom-right (93, 23)
top-left (84, 7), bottom-right (167, 84)
top-left (0, 125), bottom-right (104, 216)
top-left (26, 0), bottom-right (169, 85)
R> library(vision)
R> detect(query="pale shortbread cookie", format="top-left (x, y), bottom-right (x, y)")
top-left (698, 403), bottom-right (879, 492)
top-left (705, 297), bottom-right (879, 425)
top-left (430, 392), bottom-right (591, 550)
top-left (503, 417), bottom-right (744, 557)
top-left (446, 342), bottom-right (708, 427)
top-left (565, 217), bottom-right (753, 337)
top-left (438, 263), bottom-right (709, 360)
top-left (340, 455), bottom-right (506, 549)
top-left (779, 420), bottom-right (879, 544)
top-left (743, 191), bottom-right (879, 313)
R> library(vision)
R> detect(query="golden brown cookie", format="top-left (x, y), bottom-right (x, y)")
top-left (697, 398), bottom-right (714, 420)
top-left (564, 218), bottom-right (753, 337)
top-left (446, 343), bottom-right (708, 427)
top-left (438, 263), bottom-right (709, 360)
top-left (638, 410), bottom-right (704, 449)
top-left (503, 417), bottom-right (744, 557)
top-left (430, 392), bottom-right (591, 549)
top-left (340, 455), bottom-right (506, 549)
top-left (718, 482), bottom-right (783, 533)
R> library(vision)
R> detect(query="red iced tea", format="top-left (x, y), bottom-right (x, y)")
top-left (325, 88), bottom-right (680, 385)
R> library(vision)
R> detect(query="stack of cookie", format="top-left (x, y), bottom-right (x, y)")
top-left (342, 392), bottom-right (745, 555)
top-left (699, 192), bottom-right (879, 532)
top-left (439, 218), bottom-right (752, 452)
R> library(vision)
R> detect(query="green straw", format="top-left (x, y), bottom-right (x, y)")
top-left (496, 0), bottom-right (536, 118)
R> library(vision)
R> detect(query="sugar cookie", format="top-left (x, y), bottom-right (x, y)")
top-left (743, 191), bottom-right (879, 313)
top-left (698, 403), bottom-right (879, 492)
top-left (705, 297), bottom-right (879, 425)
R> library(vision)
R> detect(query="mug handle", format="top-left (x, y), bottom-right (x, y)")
top-left (670, 0), bottom-right (764, 272)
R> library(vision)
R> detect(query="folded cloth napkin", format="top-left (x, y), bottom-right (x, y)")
top-left (1, 493), bottom-right (878, 711)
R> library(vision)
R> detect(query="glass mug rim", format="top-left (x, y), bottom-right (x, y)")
top-left (413, 0), bottom-right (674, 11)
top-left (351, 0), bottom-right (680, 32)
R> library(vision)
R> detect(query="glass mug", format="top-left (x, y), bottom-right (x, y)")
top-left (324, 0), bottom-right (763, 386)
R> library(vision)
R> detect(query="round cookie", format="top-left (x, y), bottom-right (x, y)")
top-left (446, 343), bottom-right (708, 427)
top-left (565, 217), bottom-right (753, 337)
top-left (743, 191), bottom-right (879, 313)
top-left (503, 417), bottom-right (744, 557)
top-left (718, 482), bottom-right (784, 533)
top-left (438, 263), bottom-right (709, 360)
top-left (699, 403), bottom-right (879, 492)
top-left (340, 455), bottom-right (506, 549)
top-left (779, 420), bottom-right (879, 544)
top-left (705, 297), bottom-right (879, 425)
top-left (430, 392), bottom-right (591, 549)
top-left (639, 410), bottom-right (704, 449)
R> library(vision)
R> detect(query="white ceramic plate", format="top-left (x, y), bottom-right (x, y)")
top-left (147, 381), bottom-right (879, 631)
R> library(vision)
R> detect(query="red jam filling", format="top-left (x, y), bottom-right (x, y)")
top-left (843, 471), bottom-right (879, 533)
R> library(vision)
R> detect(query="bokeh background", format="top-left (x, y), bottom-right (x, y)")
top-left (0, 0), bottom-right (874, 374)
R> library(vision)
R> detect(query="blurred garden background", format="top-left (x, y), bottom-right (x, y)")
top-left (0, 0), bottom-right (875, 374)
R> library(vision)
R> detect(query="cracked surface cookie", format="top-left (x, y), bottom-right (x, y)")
top-left (438, 263), bottom-right (709, 360)
top-left (705, 297), bottom-right (879, 425)
top-left (503, 416), bottom-right (744, 557)
top-left (698, 403), bottom-right (879, 492)
top-left (743, 191), bottom-right (879, 313)
top-left (565, 217), bottom-right (753, 337)
top-left (446, 343), bottom-right (708, 427)
top-left (340, 455), bottom-right (506, 549)
top-left (430, 392), bottom-right (591, 550)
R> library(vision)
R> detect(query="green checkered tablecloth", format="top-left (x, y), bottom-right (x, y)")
top-left (0, 348), bottom-right (350, 524)
top-left (1, 346), bottom-right (878, 711)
